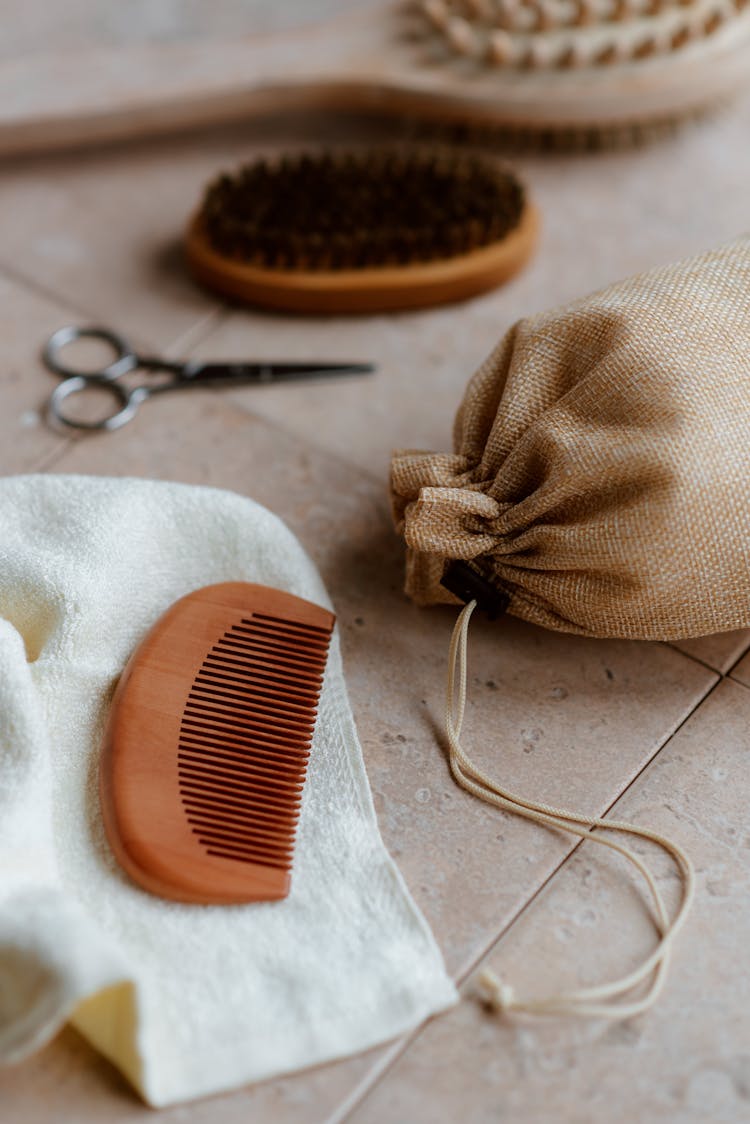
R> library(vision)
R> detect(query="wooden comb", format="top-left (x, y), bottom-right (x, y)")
top-left (100, 582), bottom-right (335, 904)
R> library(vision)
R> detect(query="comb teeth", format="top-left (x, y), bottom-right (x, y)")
top-left (177, 612), bottom-right (330, 871)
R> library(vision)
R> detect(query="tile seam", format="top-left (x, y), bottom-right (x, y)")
top-left (666, 638), bottom-right (750, 677)
top-left (221, 391), bottom-right (388, 491)
top-left (0, 259), bottom-right (95, 322)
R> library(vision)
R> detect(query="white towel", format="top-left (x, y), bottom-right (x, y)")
top-left (0, 475), bottom-right (456, 1107)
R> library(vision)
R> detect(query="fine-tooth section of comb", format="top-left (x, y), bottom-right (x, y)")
top-left (178, 614), bottom-right (328, 868)
top-left (100, 583), bottom-right (335, 904)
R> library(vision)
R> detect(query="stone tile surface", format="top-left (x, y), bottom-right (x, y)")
top-left (728, 649), bottom-right (750, 688)
top-left (0, 1026), bottom-right (384, 1124)
top-left (0, 135), bottom-right (222, 349)
top-left (190, 304), bottom-right (481, 480)
top-left (671, 630), bottom-right (750, 675)
top-left (0, 114), bottom-right (396, 353)
top-left (0, 272), bottom-right (80, 472)
top-left (347, 678), bottom-right (750, 1124)
top-left (518, 90), bottom-right (750, 311)
top-left (1, 89), bottom-right (748, 478)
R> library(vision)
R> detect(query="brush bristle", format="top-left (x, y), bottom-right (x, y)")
top-left (397, 108), bottom-right (705, 153)
top-left (199, 149), bottom-right (526, 271)
top-left (177, 611), bottom-right (331, 870)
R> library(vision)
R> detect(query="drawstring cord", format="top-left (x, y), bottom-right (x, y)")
top-left (446, 600), bottom-right (695, 1020)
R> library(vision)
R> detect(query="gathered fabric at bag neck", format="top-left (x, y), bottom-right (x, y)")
top-left (390, 239), bottom-right (750, 1020)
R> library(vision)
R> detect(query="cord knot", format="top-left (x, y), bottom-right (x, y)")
top-left (477, 969), bottom-right (516, 1014)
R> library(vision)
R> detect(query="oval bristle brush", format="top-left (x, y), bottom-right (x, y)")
top-left (185, 149), bottom-right (539, 314)
top-left (100, 582), bottom-right (335, 904)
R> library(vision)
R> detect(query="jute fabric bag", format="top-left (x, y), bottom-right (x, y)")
top-left (392, 237), bottom-right (750, 639)
top-left (390, 238), bottom-right (750, 1020)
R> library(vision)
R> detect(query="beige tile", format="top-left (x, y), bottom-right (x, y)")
top-left (517, 91), bottom-right (750, 311)
top-left (0, 272), bottom-right (81, 471)
top-left (191, 295), bottom-right (525, 480)
top-left (671, 631), bottom-right (750, 675)
top-left (0, 137), bottom-right (219, 349)
top-left (347, 677), bottom-right (750, 1124)
top-left (342, 607), bottom-right (718, 974)
top-left (1, 1025), bottom-right (382, 1124)
top-left (0, 114), bottom-right (396, 352)
top-left (728, 649), bottom-right (750, 687)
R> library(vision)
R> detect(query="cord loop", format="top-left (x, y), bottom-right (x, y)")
top-left (446, 600), bottom-right (694, 1020)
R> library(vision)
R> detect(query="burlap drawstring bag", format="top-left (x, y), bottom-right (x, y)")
top-left (391, 237), bottom-right (750, 1020)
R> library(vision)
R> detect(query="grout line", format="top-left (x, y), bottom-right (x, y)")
top-left (666, 637), bottom-right (750, 680)
top-left (0, 260), bottom-right (96, 322)
top-left (325, 1040), bottom-right (414, 1124)
top-left (224, 391), bottom-right (389, 492)
top-left (39, 367), bottom-right (389, 498)
top-left (663, 640), bottom-right (725, 675)
top-left (722, 644), bottom-right (750, 680)
top-left (172, 291), bottom-right (391, 489)
top-left (0, 255), bottom-right (383, 491)
top-left (35, 297), bottom-right (383, 495)
top-left (0, 250), bottom-right (227, 479)
top-left (334, 665), bottom-right (723, 1122)
top-left (160, 306), bottom-right (227, 358)
top-left (0, 256), bottom-right (226, 354)
top-left (32, 440), bottom-right (75, 473)
top-left (450, 669), bottom-right (723, 983)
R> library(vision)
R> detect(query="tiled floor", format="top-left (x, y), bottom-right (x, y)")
top-left (2, 84), bottom-right (750, 1124)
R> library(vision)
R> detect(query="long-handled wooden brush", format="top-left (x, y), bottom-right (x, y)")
top-left (4, 1), bottom-right (750, 156)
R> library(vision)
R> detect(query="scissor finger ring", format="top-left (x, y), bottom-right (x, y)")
top-left (43, 325), bottom-right (138, 382)
top-left (47, 376), bottom-right (144, 432)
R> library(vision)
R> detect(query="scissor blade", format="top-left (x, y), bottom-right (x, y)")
top-left (265, 362), bottom-right (375, 381)
top-left (183, 361), bottom-right (375, 385)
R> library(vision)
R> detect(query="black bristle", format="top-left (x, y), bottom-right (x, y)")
top-left (199, 148), bottom-right (526, 273)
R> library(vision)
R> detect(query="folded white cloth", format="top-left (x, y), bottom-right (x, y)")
top-left (0, 475), bottom-right (456, 1106)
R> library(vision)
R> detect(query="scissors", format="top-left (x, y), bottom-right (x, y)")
top-left (43, 325), bottom-right (375, 432)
